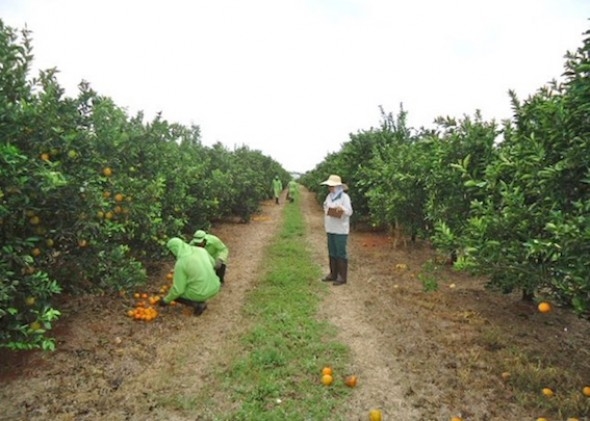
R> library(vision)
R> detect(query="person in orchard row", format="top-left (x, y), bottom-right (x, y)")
top-left (320, 174), bottom-right (353, 286)
top-left (159, 237), bottom-right (221, 316)
top-left (190, 229), bottom-right (229, 285)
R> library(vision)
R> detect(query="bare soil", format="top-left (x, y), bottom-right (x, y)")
top-left (1, 188), bottom-right (589, 421)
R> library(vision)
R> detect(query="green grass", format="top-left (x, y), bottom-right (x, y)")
top-left (202, 200), bottom-right (352, 420)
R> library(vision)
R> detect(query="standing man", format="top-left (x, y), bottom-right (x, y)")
top-left (272, 175), bottom-right (283, 205)
top-left (190, 229), bottom-right (229, 285)
top-left (320, 174), bottom-right (353, 286)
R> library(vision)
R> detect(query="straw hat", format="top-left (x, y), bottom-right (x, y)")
top-left (320, 174), bottom-right (343, 186)
top-left (320, 175), bottom-right (348, 190)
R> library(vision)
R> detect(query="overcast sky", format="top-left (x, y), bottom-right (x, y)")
top-left (1, 0), bottom-right (589, 172)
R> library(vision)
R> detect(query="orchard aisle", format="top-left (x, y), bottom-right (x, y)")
top-left (301, 187), bottom-right (422, 419)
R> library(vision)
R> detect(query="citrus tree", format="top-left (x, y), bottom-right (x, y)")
top-left (0, 18), bottom-right (290, 350)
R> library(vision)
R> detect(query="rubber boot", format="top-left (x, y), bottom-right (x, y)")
top-left (322, 257), bottom-right (337, 282)
top-left (333, 259), bottom-right (348, 286)
top-left (194, 302), bottom-right (208, 316)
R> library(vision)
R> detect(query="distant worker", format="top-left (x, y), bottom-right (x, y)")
top-left (190, 229), bottom-right (229, 285)
top-left (271, 175), bottom-right (283, 205)
top-left (287, 179), bottom-right (299, 203)
top-left (159, 237), bottom-right (221, 316)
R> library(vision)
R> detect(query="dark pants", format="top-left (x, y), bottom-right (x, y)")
top-left (216, 263), bottom-right (226, 284)
top-left (326, 233), bottom-right (348, 260)
top-left (175, 297), bottom-right (204, 306)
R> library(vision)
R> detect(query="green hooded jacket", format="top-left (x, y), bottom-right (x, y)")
top-left (272, 176), bottom-right (283, 198)
top-left (287, 180), bottom-right (299, 199)
top-left (164, 238), bottom-right (221, 303)
top-left (190, 231), bottom-right (229, 263)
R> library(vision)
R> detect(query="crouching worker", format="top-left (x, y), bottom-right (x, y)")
top-left (190, 230), bottom-right (229, 285)
top-left (159, 237), bottom-right (221, 316)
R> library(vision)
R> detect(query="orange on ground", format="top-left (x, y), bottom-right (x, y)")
top-left (582, 386), bottom-right (590, 396)
top-left (369, 409), bottom-right (382, 421)
top-left (321, 366), bottom-right (333, 376)
top-left (321, 374), bottom-right (333, 386)
top-left (542, 387), bottom-right (554, 397)
top-left (538, 302), bottom-right (552, 313)
top-left (344, 375), bottom-right (358, 388)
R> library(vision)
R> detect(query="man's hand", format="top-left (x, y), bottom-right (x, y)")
top-left (214, 258), bottom-right (223, 269)
top-left (158, 299), bottom-right (168, 307)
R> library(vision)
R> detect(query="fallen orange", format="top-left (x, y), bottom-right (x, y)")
top-left (344, 375), bottom-right (358, 388)
top-left (538, 302), bottom-right (552, 313)
top-left (369, 409), bottom-right (382, 421)
top-left (321, 374), bottom-right (333, 386)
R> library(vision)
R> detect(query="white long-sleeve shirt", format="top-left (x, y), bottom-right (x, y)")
top-left (323, 191), bottom-right (353, 234)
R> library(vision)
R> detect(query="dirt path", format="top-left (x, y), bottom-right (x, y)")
top-left (302, 188), bottom-right (422, 419)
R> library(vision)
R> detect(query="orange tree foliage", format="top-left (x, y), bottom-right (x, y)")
top-left (301, 28), bottom-right (590, 315)
top-left (0, 20), bottom-right (290, 350)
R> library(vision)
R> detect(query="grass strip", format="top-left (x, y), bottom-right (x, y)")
top-left (213, 200), bottom-right (352, 420)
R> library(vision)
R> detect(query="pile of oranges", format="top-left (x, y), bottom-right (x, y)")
top-left (320, 366), bottom-right (358, 388)
top-left (125, 270), bottom-right (175, 322)
top-left (126, 292), bottom-right (161, 322)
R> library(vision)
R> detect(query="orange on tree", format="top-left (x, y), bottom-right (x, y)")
top-left (31, 247), bottom-right (41, 257)
top-left (102, 167), bottom-right (113, 177)
top-left (29, 321), bottom-right (42, 331)
top-left (40, 153), bottom-right (50, 161)
top-left (114, 193), bottom-right (124, 203)
top-left (538, 302), bottom-right (552, 313)
top-left (29, 215), bottom-right (41, 225)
